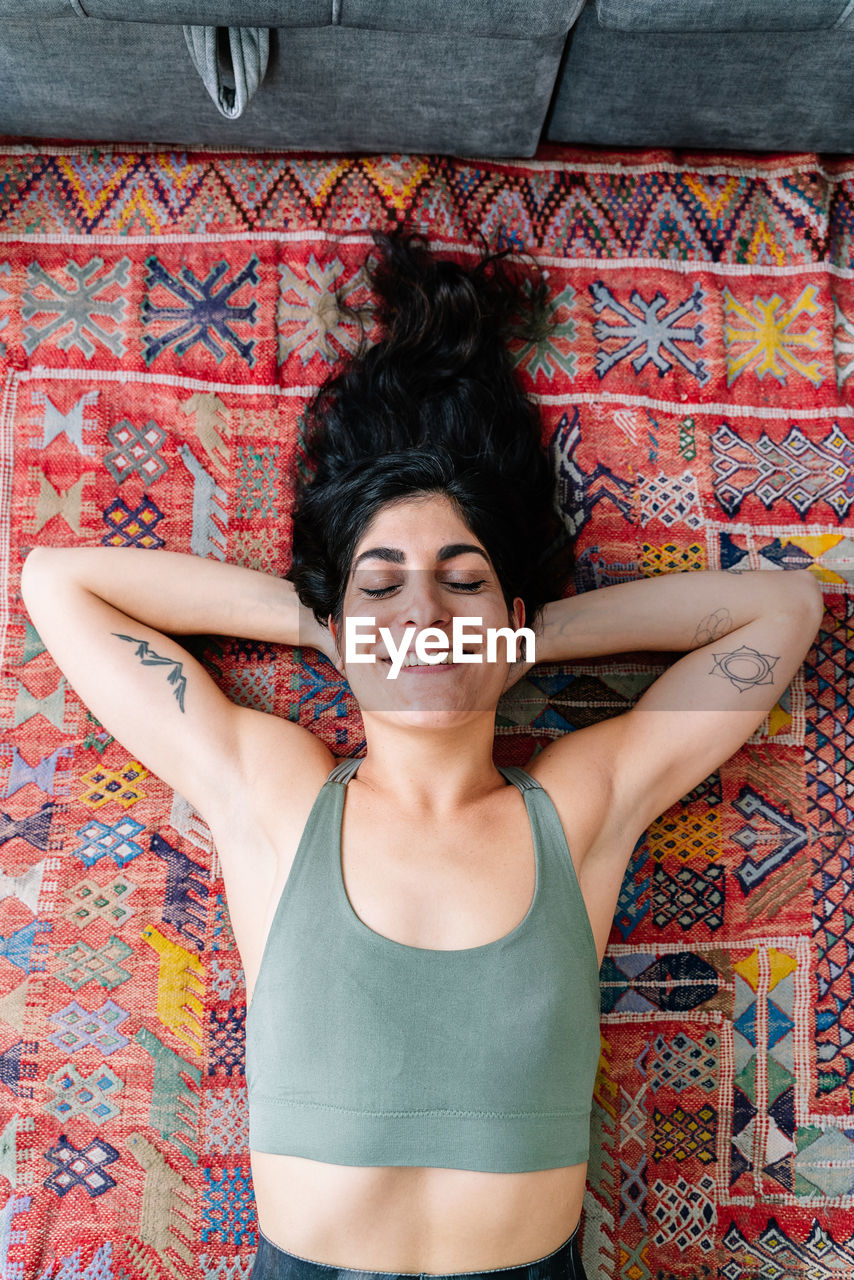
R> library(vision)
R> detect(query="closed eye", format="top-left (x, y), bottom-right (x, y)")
top-left (361, 581), bottom-right (487, 598)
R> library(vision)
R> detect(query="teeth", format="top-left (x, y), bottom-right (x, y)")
top-left (381, 651), bottom-right (481, 667)
top-left (402, 652), bottom-right (451, 666)
top-left (381, 653), bottom-right (453, 667)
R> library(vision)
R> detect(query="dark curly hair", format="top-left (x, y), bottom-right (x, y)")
top-left (287, 230), bottom-right (573, 645)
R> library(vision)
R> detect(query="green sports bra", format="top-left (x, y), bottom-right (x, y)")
top-left (244, 756), bottom-right (602, 1173)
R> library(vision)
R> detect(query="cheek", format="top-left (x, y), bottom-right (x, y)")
top-left (335, 607), bottom-right (389, 669)
top-left (342, 599), bottom-right (398, 643)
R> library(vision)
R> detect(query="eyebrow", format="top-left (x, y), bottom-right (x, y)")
top-left (351, 543), bottom-right (491, 571)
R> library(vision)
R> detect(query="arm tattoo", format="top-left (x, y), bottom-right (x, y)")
top-left (112, 633), bottom-right (188, 712)
top-left (709, 643), bottom-right (779, 693)
top-left (691, 607), bottom-right (733, 647)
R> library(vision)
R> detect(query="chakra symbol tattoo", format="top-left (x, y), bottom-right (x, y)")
top-left (113, 633), bottom-right (188, 712)
top-left (692, 607), bottom-right (733, 646)
top-left (709, 643), bottom-right (779, 693)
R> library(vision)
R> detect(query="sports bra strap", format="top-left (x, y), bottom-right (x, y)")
top-left (497, 764), bottom-right (542, 792)
top-left (327, 757), bottom-right (363, 785)
top-left (505, 769), bottom-right (575, 872)
top-left (328, 759), bottom-right (542, 791)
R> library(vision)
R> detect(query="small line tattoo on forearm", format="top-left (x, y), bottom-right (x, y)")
top-left (709, 643), bottom-right (780, 693)
top-left (691, 607), bottom-right (733, 646)
top-left (113, 633), bottom-right (188, 712)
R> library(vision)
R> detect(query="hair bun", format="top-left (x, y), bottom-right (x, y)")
top-left (303, 229), bottom-right (548, 488)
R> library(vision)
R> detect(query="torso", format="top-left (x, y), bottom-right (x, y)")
top-left (205, 719), bottom-right (632, 1274)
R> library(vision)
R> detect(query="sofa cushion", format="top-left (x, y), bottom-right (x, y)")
top-left (1, 13), bottom-right (567, 155)
top-left (0, 0), bottom-right (583, 35)
top-left (595, 0), bottom-right (852, 32)
top-left (548, 0), bottom-right (854, 151)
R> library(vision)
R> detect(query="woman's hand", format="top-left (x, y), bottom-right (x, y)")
top-left (296, 604), bottom-right (338, 664)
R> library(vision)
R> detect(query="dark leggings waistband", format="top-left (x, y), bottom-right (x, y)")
top-left (249, 1223), bottom-right (586, 1280)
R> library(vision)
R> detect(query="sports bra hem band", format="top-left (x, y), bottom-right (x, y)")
top-left (251, 1096), bottom-right (595, 1119)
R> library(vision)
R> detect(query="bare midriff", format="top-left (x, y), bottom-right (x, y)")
top-left (250, 1153), bottom-right (587, 1274)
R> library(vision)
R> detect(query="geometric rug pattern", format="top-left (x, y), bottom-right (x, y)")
top-left (1, 139), bottom-right (853, 1278)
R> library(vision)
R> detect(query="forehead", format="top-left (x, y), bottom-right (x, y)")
top-left (353, 493), bottom-right (483, 554)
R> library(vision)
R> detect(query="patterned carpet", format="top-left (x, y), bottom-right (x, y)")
top-left (0, 140), bottom-right (852, 1279)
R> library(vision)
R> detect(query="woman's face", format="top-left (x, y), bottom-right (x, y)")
top-left (327, 492), bottom-right (525, 728)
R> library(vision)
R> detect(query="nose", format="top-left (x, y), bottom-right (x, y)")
top-left (396, 576), bottom-right (452, 633)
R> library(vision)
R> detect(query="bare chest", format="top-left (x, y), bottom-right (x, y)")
top-left (212, 783), bottom-right (543, 1009)
top-left (338, 789), bottom-right (538, 952)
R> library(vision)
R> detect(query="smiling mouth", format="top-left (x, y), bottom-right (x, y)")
top-left (381, 657), bottom-right (458, 669)
top-left (380, 653), bottom-right (479, 669)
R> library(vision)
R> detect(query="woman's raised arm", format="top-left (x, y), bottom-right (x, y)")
top-left (21, 545), bottom-right (331, 651)
top-left (499, 567), bottom-right (821, 695)
top-left (535, 566), bottom-right (821, 663)
top-left (19, 546), bottom-right (334, 822)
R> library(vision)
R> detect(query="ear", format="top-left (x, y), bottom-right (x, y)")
top-left (327, 614), bottom-right (345, 674)
top-left (499, 597), bottom-right (534, 694)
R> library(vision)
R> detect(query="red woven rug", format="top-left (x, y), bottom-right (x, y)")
top-left (0, 141), bottom-right (852, 1280)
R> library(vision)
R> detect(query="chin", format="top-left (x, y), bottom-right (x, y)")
top-left (364, 692), bottom-right (501, 727)
top-left (347, 671), bottom-right (506, 724)
top-left (376, 708), bottom-right (487, 731)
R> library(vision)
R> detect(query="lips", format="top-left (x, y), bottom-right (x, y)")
top-left (380, 657), bottom-right (460, 671)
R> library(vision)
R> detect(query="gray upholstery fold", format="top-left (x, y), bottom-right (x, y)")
top-left (182, 23), bottom-right (269, 119)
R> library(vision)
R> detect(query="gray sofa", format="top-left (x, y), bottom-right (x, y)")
top-left (1, 1), bottom-right (852, 156)
top-left (0, 0), bottom-right (584, 156)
